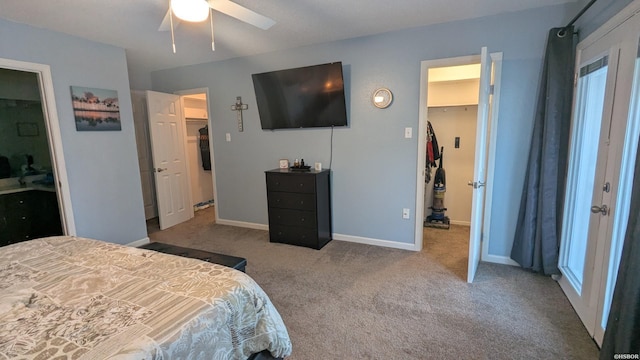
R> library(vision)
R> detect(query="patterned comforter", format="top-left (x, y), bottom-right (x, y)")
top-left (0, 236), bottom-right (292, 359)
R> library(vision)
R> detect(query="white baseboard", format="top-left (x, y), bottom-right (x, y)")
top-left (482, 253), bottom-right (519, 266)
top-left (216, 219), bottom-right (269, 231)
top-left (128, 237), bottom-right (150, 247)
top-left (213, 220), bottom-right (418, 251)
top-left (449, 220), bottom-right (471, 226)
top-left (333, 233), bottom-right (420, 251)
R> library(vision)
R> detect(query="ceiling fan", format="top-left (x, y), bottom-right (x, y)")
top-left (159, 0), bottom-right (276, 52)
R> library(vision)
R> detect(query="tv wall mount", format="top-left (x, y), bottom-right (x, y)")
top-left (230, 96), bottom-right (248, 132)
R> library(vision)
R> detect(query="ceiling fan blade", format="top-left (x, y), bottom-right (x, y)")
top-left (207, 0), bottom-right (275, 30)
top-left (158, 9), bottom-right (182, 31)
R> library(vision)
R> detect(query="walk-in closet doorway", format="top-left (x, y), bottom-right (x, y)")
top-left (415, 50), bottom-right (504, 283)
top-left (131, 88), bottom-right (218, 231)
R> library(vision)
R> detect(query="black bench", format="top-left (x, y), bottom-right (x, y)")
top-left (140, 242), bottom-right (247, 273)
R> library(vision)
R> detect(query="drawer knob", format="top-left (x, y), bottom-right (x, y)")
top-left (21, 216), bottom-right (26, 220)
top-left (300, 218), bottom-right (305, 222)
top-left (299, 183), bottom-right (304, 187)
top-left (19, 200), bottom-right (24, 204)
top-left (300, 201), bottom-right (304, 205)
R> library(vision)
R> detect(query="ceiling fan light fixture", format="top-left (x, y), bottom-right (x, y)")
top-left (171, 0), bottom-right (209, 22)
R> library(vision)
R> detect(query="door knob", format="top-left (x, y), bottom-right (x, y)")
top-left (591, 204), bottom-right (609, 215)
top-left (156, 168), bottom-right (168, 173)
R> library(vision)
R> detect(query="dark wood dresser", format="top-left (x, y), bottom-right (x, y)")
top-left (265, 168), bottom-right (331, 249)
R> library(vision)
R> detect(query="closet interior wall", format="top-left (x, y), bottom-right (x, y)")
top-left (183, 96), bottom-right (214, 208)
top-left (424, 105), bottom-right (478, 225)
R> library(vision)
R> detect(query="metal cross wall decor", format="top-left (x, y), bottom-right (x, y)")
top-left (230, 96), bottom-right (248, 132)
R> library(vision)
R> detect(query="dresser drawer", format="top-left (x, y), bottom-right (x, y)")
top-left (268, 192), bottom-right (316, 211)
top-left (6, 218), bottom-right (32, 243)
top-left (269, 225), bottom-right (318, 249)
top-left (266, 173), bottom-right (316, 193)
top-left (269, 208), bottom-right (317, 228)
top-left (3, 192), bottom-right (32, 215)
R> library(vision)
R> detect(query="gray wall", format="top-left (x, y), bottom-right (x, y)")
top-left (575, 0), bottom-right (635, 39)
top-left (148, 5), bottom-right (574, 256)
top-left (0, 18), bottom-right (147, 244)
top-left (150, 5), bottom-right (575, 256)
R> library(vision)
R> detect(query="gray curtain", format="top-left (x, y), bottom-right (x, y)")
top-left (600, 136), bottom-right (640, 358)
top-left (510, 27), bottom-right (575, 275)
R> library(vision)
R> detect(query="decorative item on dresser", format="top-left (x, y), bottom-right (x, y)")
top-left (265, 168), bottom-right (332, 249)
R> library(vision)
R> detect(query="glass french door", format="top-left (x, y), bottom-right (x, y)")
top-left (559, 9), bottom-right (640, 346)
top-left (559, 45), bottom-right (615, 341)
top-left (594, 36), bottom-right (640, 343)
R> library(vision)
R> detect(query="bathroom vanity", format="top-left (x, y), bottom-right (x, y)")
top-left (0, 182), bottom-right (62, 247)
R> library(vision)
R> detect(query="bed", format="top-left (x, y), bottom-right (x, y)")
top-left (0, 236), bottom-right (292, 359)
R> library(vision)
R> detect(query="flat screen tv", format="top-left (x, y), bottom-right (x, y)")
top-left (252, 62), bottom-right (348, 130)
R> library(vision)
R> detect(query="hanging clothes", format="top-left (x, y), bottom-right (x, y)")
top-left (199, 126), bottom-right (211, 171)
top-left (425, 121), bottom-right (440, 182)
top-left (426, 121), bottom-right (440, 166)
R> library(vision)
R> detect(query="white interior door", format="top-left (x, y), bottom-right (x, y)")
top-left (146, 90), bottom-right (194, 230)
top-left (467, 47), bottom-right (491, 283)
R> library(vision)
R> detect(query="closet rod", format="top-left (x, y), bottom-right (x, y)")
top-left (558, 0), bottom-right (598, 37)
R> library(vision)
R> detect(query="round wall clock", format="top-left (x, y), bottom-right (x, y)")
top-left (372, 88), bottom-right (393, 109)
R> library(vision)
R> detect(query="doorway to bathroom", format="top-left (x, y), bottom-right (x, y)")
top-left (0, 58), bottom-right (75, 245)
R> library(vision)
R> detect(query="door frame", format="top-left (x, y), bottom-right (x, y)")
top-left (174, 88), bottom-right (219, 223)
top-left (0, 57), bottom-right (76, 236)
top-left (414, 53), bottom-right (504, 267)
top-left (131, 90), bottom-right (158, 220)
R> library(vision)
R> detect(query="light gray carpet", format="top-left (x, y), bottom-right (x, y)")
top-left (148, 207), bottom-right (599, 359)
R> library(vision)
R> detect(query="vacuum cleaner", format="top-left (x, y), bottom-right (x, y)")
top-left (424, 147), bottom-right (450, 230)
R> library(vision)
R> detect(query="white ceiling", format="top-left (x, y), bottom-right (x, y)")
top-left (0, 0), bottom-right (576, 74)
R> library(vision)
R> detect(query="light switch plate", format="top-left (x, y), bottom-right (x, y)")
top-left (225, 133), bottom-right (231, 142)
top-left (404, 127), bottom-right (412, 139)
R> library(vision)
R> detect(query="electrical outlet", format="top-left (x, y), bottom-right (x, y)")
top-left (402, 208), bottom-right (410, 219)
top-left (225, 133), bottom-right (231, 142)
top-left (404, 127), bottom-right (412, 139)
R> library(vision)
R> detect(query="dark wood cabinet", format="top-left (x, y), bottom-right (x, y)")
top-left (265, 169), bottom-right (332, 249)
top-left (0, 195), bottom-right (7, 247)
top-left (35, 191), bottom-right (63, 238)
top-left (0, 190), bottom-right (63, 247)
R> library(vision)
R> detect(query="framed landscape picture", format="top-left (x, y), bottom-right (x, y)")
top-left (71, 86), bottom-right (121, 131)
